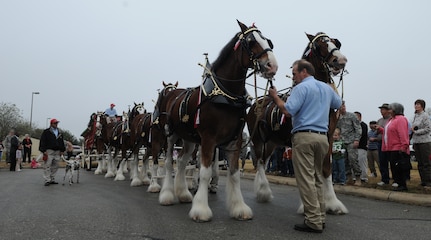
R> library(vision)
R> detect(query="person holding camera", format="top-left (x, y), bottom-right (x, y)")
top-left (410, 99), bottom-right (431, 188)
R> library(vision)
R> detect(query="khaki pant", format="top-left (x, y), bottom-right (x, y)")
top-left (358, 149), bottom-right (368, 180)
top-left (367, 149), bottom-right (379, 176)
top-left (43, 149), bottom-right (60, 183)
top-left (292, 132), bottom-right (328, 231)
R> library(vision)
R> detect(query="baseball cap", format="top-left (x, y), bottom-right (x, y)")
top-left (50, 118), bottom-right (60, 124)
top-left (110, 103), bottom-right (116, 107)
top-left (378, 103), bottom-right (389, 109)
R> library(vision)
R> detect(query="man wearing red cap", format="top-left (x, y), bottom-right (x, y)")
top-left (39, 118), bottom-right (65, 186)
top-left (104, 103), bottom-right (118, 123)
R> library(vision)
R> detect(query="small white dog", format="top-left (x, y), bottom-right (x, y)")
top-left (62, 156), bottom-right (80, 186)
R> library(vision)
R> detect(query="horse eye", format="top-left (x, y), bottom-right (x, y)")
top-left (247, 39), bottom-right (256, 47)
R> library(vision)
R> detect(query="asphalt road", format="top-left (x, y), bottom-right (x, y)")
top-left (1, 167), bottom-right (430, 240)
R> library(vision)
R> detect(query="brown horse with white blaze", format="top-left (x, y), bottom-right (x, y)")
top-left (154, 20), bottom-right (278, 222)
top-left (247, 32), bottom-right (349, 214)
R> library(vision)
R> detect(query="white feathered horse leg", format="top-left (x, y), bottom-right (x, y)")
top-left (140, 154), bottom-right (151, 185)
top-left (104, 147), bottom-right (116, 178)
top-left (296, 176), bottom-right (348, 215)
top-left (254, 157), bottom-right (273, 202)
top-left (131, 152), bottom-right (150, 186)
top-left (159, 135), bottom-right (177, 205)
top-left (94, 153), bottom-right (104, 175)
top-left (208, 151), bottom-right (219, 194)
top-left (148, 163), bottom-right (161, 192)
top-left (122, 159), bottom-right (129, 174)
top-left (114, 158), bottom-right (126, 181)
top-left (323, 176), bottom-right (348, 214)
top-left (174, 141), bottom-right (194, 203)
top-left (224, 140), bottom-right (253, 220)
top-left (189, 164), bottom-right (213, 222)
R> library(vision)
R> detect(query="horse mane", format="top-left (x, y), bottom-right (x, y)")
top-left (302, 46), bottom-right (330, 83)
top-left (212, 33), bottom-right (240, 72)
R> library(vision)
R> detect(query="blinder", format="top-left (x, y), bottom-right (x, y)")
top-left (309, 34), bottom-right (341, 64)
top-left (236, 28), bottom-right (274, 62)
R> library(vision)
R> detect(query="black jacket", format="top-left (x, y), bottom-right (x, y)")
top-left (39, 128), bottom-right (66, 152)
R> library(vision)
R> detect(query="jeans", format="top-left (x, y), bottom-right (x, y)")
top-left (379, 149), bottom-right (390, 184)
top-left (332, 158), bottom-right (346, 183)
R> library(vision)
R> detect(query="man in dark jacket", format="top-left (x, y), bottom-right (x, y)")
top-left (39, 118), bottom-right (65, 186)
top-left (355, 111), bottom-right (369, 183)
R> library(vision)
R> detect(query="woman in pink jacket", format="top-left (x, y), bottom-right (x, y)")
top-left (380, 102), bottom-right (411, 191)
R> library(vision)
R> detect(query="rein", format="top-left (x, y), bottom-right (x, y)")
top-left (243, 77), bottom-right (273, 150)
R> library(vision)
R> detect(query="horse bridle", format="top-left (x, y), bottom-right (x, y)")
top-left (235, 27), bottom-right (274, 72)
top-left (307, 33), bottom-right (340, 68)
top-left (204, 27), bottom-right (274, 100)
top-left (160, 83), bottom-right (177, 96)
top-left (95, 112), bottom-right (104, 137)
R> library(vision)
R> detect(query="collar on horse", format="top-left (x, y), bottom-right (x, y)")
top-left (201, 71), bottom-right (252, 108)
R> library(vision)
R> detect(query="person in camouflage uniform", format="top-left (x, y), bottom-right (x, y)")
top-left (336, 101), bottom-right (362, 186)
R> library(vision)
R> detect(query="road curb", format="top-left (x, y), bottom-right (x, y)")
top-left (233, 171), bottom-right (431, 207)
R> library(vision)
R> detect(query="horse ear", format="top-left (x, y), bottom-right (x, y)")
top-left (134, 101), bottom-right (137, 106)
top-left (163, 81), bottom-right (167, 87)
top-left (305, 33), bottom-right (314, 42)
top-left (237, 19), bottom-right (248, 33)
top-left (333, 38), bottom-right (342, 49)
top-left (175, 81), bottom-right (178, 87)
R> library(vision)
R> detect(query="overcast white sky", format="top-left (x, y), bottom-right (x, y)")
top-left (1, 0), bottom-right (430, 138)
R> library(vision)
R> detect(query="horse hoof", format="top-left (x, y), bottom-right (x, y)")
top-left (327, 209), bottom-right (346, 215)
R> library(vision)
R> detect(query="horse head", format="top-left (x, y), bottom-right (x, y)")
top-left (131, 102), bottom-right (146, 116)
top-left (95, 111), bottom-right (106, 136)
top-left (234, 20), bottom-right (278, 79)
top-left (212, 21), bottom-right (278, 81)
top-left (161, 81), bottom-right (178, 96)
top-left (154, 81), bottom-right (178, 113)
top-left (304, 32), bottom-right (347, 77)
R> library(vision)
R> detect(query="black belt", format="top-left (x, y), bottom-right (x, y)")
top-left (293, 130), bottom-right (327, 135)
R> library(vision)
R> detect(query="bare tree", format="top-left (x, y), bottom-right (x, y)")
top-left (1, 102), bottom-right (80, 143)
top-left (0, 102), bottom-right (24, 139)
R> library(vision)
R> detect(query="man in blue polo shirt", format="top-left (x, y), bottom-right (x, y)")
top-left (269, 59), bottom-right (342, 233)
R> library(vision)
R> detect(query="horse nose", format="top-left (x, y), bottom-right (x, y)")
top-left (332, 55), bottom-right (347, 69)
top-left (335, 55), bottom-right (347, 66)
top-left (339, 55), bottom-right (347, 64)
top-left (265, 60), bottom-right (278, 74)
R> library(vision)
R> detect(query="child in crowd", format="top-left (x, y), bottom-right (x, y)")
top-left (332, 128), bottom-right (347, 185)
top-left (31, 157), bottom-right (39, 169)
top-left (16, 143), bottom-right (23, 172)
top-left (282, 146), bottom-right (294, 177)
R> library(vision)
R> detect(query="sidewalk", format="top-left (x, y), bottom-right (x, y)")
top-left (237, 171), bottom-right (431, 207)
